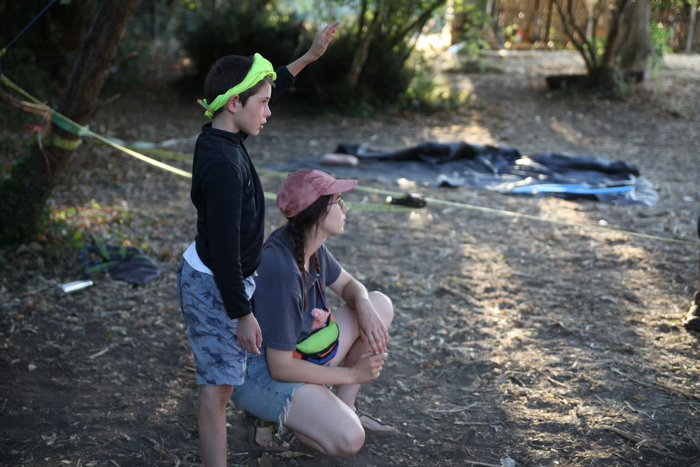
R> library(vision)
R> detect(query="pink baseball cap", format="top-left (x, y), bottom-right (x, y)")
top-left (277, 169), bottom-right (358, 218)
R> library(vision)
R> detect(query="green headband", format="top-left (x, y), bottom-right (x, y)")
top-left (197, 53), bottom-right (277, 118)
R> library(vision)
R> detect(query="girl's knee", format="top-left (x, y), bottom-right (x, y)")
top-left (332, 425), bottom-right (365, 457)
top-left (369, 291), bottom-right (393, 321)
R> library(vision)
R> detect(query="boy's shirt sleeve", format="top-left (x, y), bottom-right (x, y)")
top-left (270, 66), bottom-right (295, 105)
top-left (203, 163), bottom-right (251, 320)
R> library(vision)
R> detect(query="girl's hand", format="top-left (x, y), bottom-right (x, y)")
top-left (307, 21), bottom-right (341, 61)
top-left (351, 351), bottom-right (387, 384)
top-left (357, 300), bottom-right (390, 354)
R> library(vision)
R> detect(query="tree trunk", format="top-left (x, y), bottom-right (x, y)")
top-left (348, 0), bottom-right (380, 90)
top-left (615, 0), bottom-right (651, 70)
top-left (0, 0), bottom-right (138, 245)
top-left (687, 1), bottom-right (698, 53)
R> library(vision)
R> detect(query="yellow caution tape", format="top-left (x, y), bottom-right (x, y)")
top-left (259, 172), bottom-right (700, 247)
top-left (1, 74), bottom-right (192, 179)
top-left (2, 74), bottom-right (697, 247)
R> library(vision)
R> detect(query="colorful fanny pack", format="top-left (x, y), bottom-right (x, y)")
top-left (293, 312), bottom-right (339, 365)
top-left (292, 253), bottom-right (339, 365)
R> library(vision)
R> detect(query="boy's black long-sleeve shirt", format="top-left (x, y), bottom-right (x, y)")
top-left (190, 66), bottom-right (294, 320)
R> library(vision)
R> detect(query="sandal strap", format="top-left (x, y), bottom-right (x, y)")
top-left (355, 407), bottom-right (398, 436)
top-left (245, 411), bottom-right (277, 429)
top-left (355, 407), bottom-right (393, 426)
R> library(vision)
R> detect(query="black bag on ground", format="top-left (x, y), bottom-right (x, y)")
top-left (84, 244), bottom-right (160, 286)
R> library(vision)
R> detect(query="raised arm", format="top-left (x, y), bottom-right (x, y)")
top-left (286, 21), bottom-right (340, 77)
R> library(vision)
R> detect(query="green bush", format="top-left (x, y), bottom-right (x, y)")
top-left (297, 33), bottom-right (412, 113)
top-left (650, 21), bottom-right (673, 58)
top-left (178, 7), bottom-right (310, 95)
top-left (178, 7), bottom-right (419, 113)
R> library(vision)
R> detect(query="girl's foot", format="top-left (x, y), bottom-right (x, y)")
top-left (245, 412), bottom-right (290, 453)
top-left (355, 408), bottom-right (398, 437)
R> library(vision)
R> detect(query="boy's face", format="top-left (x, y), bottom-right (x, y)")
top-left (231, 82), bottom-right (272, 137)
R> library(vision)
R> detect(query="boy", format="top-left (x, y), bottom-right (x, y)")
top-left (177, 21), bottom-right (340, 467)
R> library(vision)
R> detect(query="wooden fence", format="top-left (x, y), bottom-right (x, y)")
top-left (493, 0), bottom-right (613, 46)
top-left (455, 0), bottom-right (697, 51)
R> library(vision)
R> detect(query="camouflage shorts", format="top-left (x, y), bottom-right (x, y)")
top-left (177, 258), bottom-right (255, 385)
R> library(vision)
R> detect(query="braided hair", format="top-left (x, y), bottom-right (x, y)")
top-left (285, 195), bottom-right (332, 307)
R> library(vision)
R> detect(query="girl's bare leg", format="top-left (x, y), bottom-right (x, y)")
top-left (283, 384), bottom-right (365, 457)
top-left (330, 291), bottom-right (394, 431)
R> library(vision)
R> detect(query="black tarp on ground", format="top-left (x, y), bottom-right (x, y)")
top-left (266, 141), bottom-right (658, 206)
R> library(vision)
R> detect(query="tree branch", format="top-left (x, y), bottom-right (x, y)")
top-left (110, 50), bottom-right (138, 69)
top-left (552, 0), bottom-right (594, 71)
top-left (602, 0), bottom-right (627, 67)
top-left (349, 4), bottom-right (381, 89)
top-left (394, 0), bottom-right (445, 48)
top-left (566, 0), bottom-right (599, 69)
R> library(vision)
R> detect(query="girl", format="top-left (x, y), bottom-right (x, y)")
top-left (232, 169), bottom-right (396, 457)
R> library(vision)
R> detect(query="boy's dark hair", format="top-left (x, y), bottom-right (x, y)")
top-left (204, 54), bottom-right (274, 116)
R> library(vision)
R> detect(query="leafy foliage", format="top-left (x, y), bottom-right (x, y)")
top-left (334, 0), bottom-right (445, 88)
top-left (291, 32), bottom-right (413, 112)
top-left (178, 6), bottom-right (310, 95)
top-left (305, 0), bottom-right (447, 111)
top-left (650, 0), bottom-right (696, 50)
top-left (178, 0), bottom-right (447, 112)
top-left (453, 1), bottom-right (493, 59)
top-left (650, 20), bottom-right (674, 57)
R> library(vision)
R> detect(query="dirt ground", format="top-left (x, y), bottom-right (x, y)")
top-left (1, 50), bottom-right (700, 467)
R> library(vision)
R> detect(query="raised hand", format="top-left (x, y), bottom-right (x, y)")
top-left (307, 21), bottom-right (341, 61)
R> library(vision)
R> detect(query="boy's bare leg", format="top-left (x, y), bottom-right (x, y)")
top-left (198, 384), bottom-right (233, 467)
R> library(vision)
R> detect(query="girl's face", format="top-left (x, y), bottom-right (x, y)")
top-left (319, 194), bottom-right (348, 237)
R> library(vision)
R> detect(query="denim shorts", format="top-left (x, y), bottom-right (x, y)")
top-left (231, 348), bottom-right (305, 425)
top-left (177, 258), bottom-right (256, 386)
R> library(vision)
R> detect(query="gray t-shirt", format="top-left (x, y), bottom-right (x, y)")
top-left (253, 228), bottom-right (341, 351)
